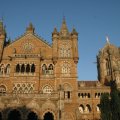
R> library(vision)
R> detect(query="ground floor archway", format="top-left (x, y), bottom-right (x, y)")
top-left (7, 109), bottom-right (21, 120)
top-left (27, 111), bottom-right (38, 120)
top-left (0, 112), bottom-right (2, 120)
top-left (43, 112), bottom-right (54, 120)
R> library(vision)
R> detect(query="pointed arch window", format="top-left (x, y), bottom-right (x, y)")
top-left (42, 64), bottom-right (47, 75)
top-left (5, 64), bottom-right (10, 74)
top-left (16, 64), bottom-right (20, 73)
top-left (79, 105), bottom-right (84, 113)
top-left (26, 64), bottom-right (30, 73)
top-left (21, 64), bottom-right (25, 73)
top-left (48, 64), bottom-right (54, 74)
top-left (85, 104), bottom-right (91, 113)
top-left (31, 64), bottom-right (35, 73)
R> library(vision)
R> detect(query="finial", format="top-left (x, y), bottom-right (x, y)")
top-left (106, 36), bottom-right (110, 44)
top-left (26, 22), bottom-right (35, 34)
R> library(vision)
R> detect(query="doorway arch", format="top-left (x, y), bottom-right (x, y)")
top-left (27, 111), bottom-right (38, 120)
top-left (43, 112), bottom-right (54, 120)
top-left (0, 112), bottom-right (2, 120)
top-left (7, 109), bottom-right (21, 120)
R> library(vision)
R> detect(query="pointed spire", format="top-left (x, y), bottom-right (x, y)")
top-left (53, 27), bottom-right (58, 34)
top-left (0, 19), bottom-right (6, 36)
top-left (71, 27), bottom-right (78, 35)
top-left (60, 17), bottom-right (69, 36)
top-left (26, 23), bottom-right (35, 34)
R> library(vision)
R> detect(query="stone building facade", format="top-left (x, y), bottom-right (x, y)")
top-left (0, 19), bottom-right (119, 120)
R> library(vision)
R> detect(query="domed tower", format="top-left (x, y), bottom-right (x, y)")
top-left (97, 37), bottom-right (120, 86)
top-left (0, 20), bottom-right (6, 61)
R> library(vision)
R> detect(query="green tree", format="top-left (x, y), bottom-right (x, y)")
top-left (110, 81), bottom-right (120, 120)
top-left (100, 93), bottom-right (111, 120)
top-left (100, 80), bottom-right (120, 120)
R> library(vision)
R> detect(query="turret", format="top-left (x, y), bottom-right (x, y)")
top-left (52, 27), bottom-right (59, 64)
top-left (0, 20), bottom-right (6, 61)
top-left (71, 28), bottom-right (79, 63)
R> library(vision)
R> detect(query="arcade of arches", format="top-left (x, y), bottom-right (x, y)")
top-left (0, 108), bottom-right (55, 120)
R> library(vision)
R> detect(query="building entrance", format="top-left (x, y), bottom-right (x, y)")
top-left (44, 112), bottom-right (54, 120)
top-left (27, 111), bottom-right (38, 120)
top-left (7, 109), bottom-right (21, 120)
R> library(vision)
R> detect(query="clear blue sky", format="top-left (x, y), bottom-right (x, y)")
top-left (0, 0), bottom-right (120, 80)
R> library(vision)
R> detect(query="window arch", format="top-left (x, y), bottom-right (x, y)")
top-left (26, 64), bottom-right (30, 73)
top-left (16, 64), bottom-right (20, 73)
top-left (0, 85), bottom-right (6, 95)
top-left (21, 64), bottom-right (25, 73)
top-left (96, 104), bottom-right (100, 112)
top-left (48, 64), bottom-right (53, 74)
top-left (79, 104), bottom-right (84, 113)
top-left (0, 64), bottom-right (4, 74)
top-left (64, 83), bottom-right (72, 99)
top-left (31, 64), bottom-right (35, 73)
top-left (5, 64), bottom-right (10, 74)
top-left (85, 104), bottom-right (91, 113)
top-left (42, 85), bottom-right (53, 94)
top-left (42, 64), bottom-right (47, 75)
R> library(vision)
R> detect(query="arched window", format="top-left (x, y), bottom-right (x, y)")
top-left (88, 93), bottom-right (90, 98)
top-left (26, 64), bottom-right (30, 73)
top-left (0, 64), bottom-right (4, 74)
top-left (21, 64), bottom-right (25, 73)
top-left (64, 83), bottom-right (72, 99)
top-left (43, 85), bottom-right (53, 94)
top-left (96, 104), bottom-right (100, 112)
top-left (85, 104), bottom-right (91, 113)
top-left (31, 64), bottom-right (35, 73)
top-left (79, 104), bottom-right (84, 113)
top-left (16, 64), bottom-right (20, 73)
top-left (0, 85), bottom-right (6, 95)
top-left (48, 64), bottom-right (53, 74)
top-left (5, 64), bottom-right (10, 74)
top-left (42, 64), bottom-right (47, 75)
